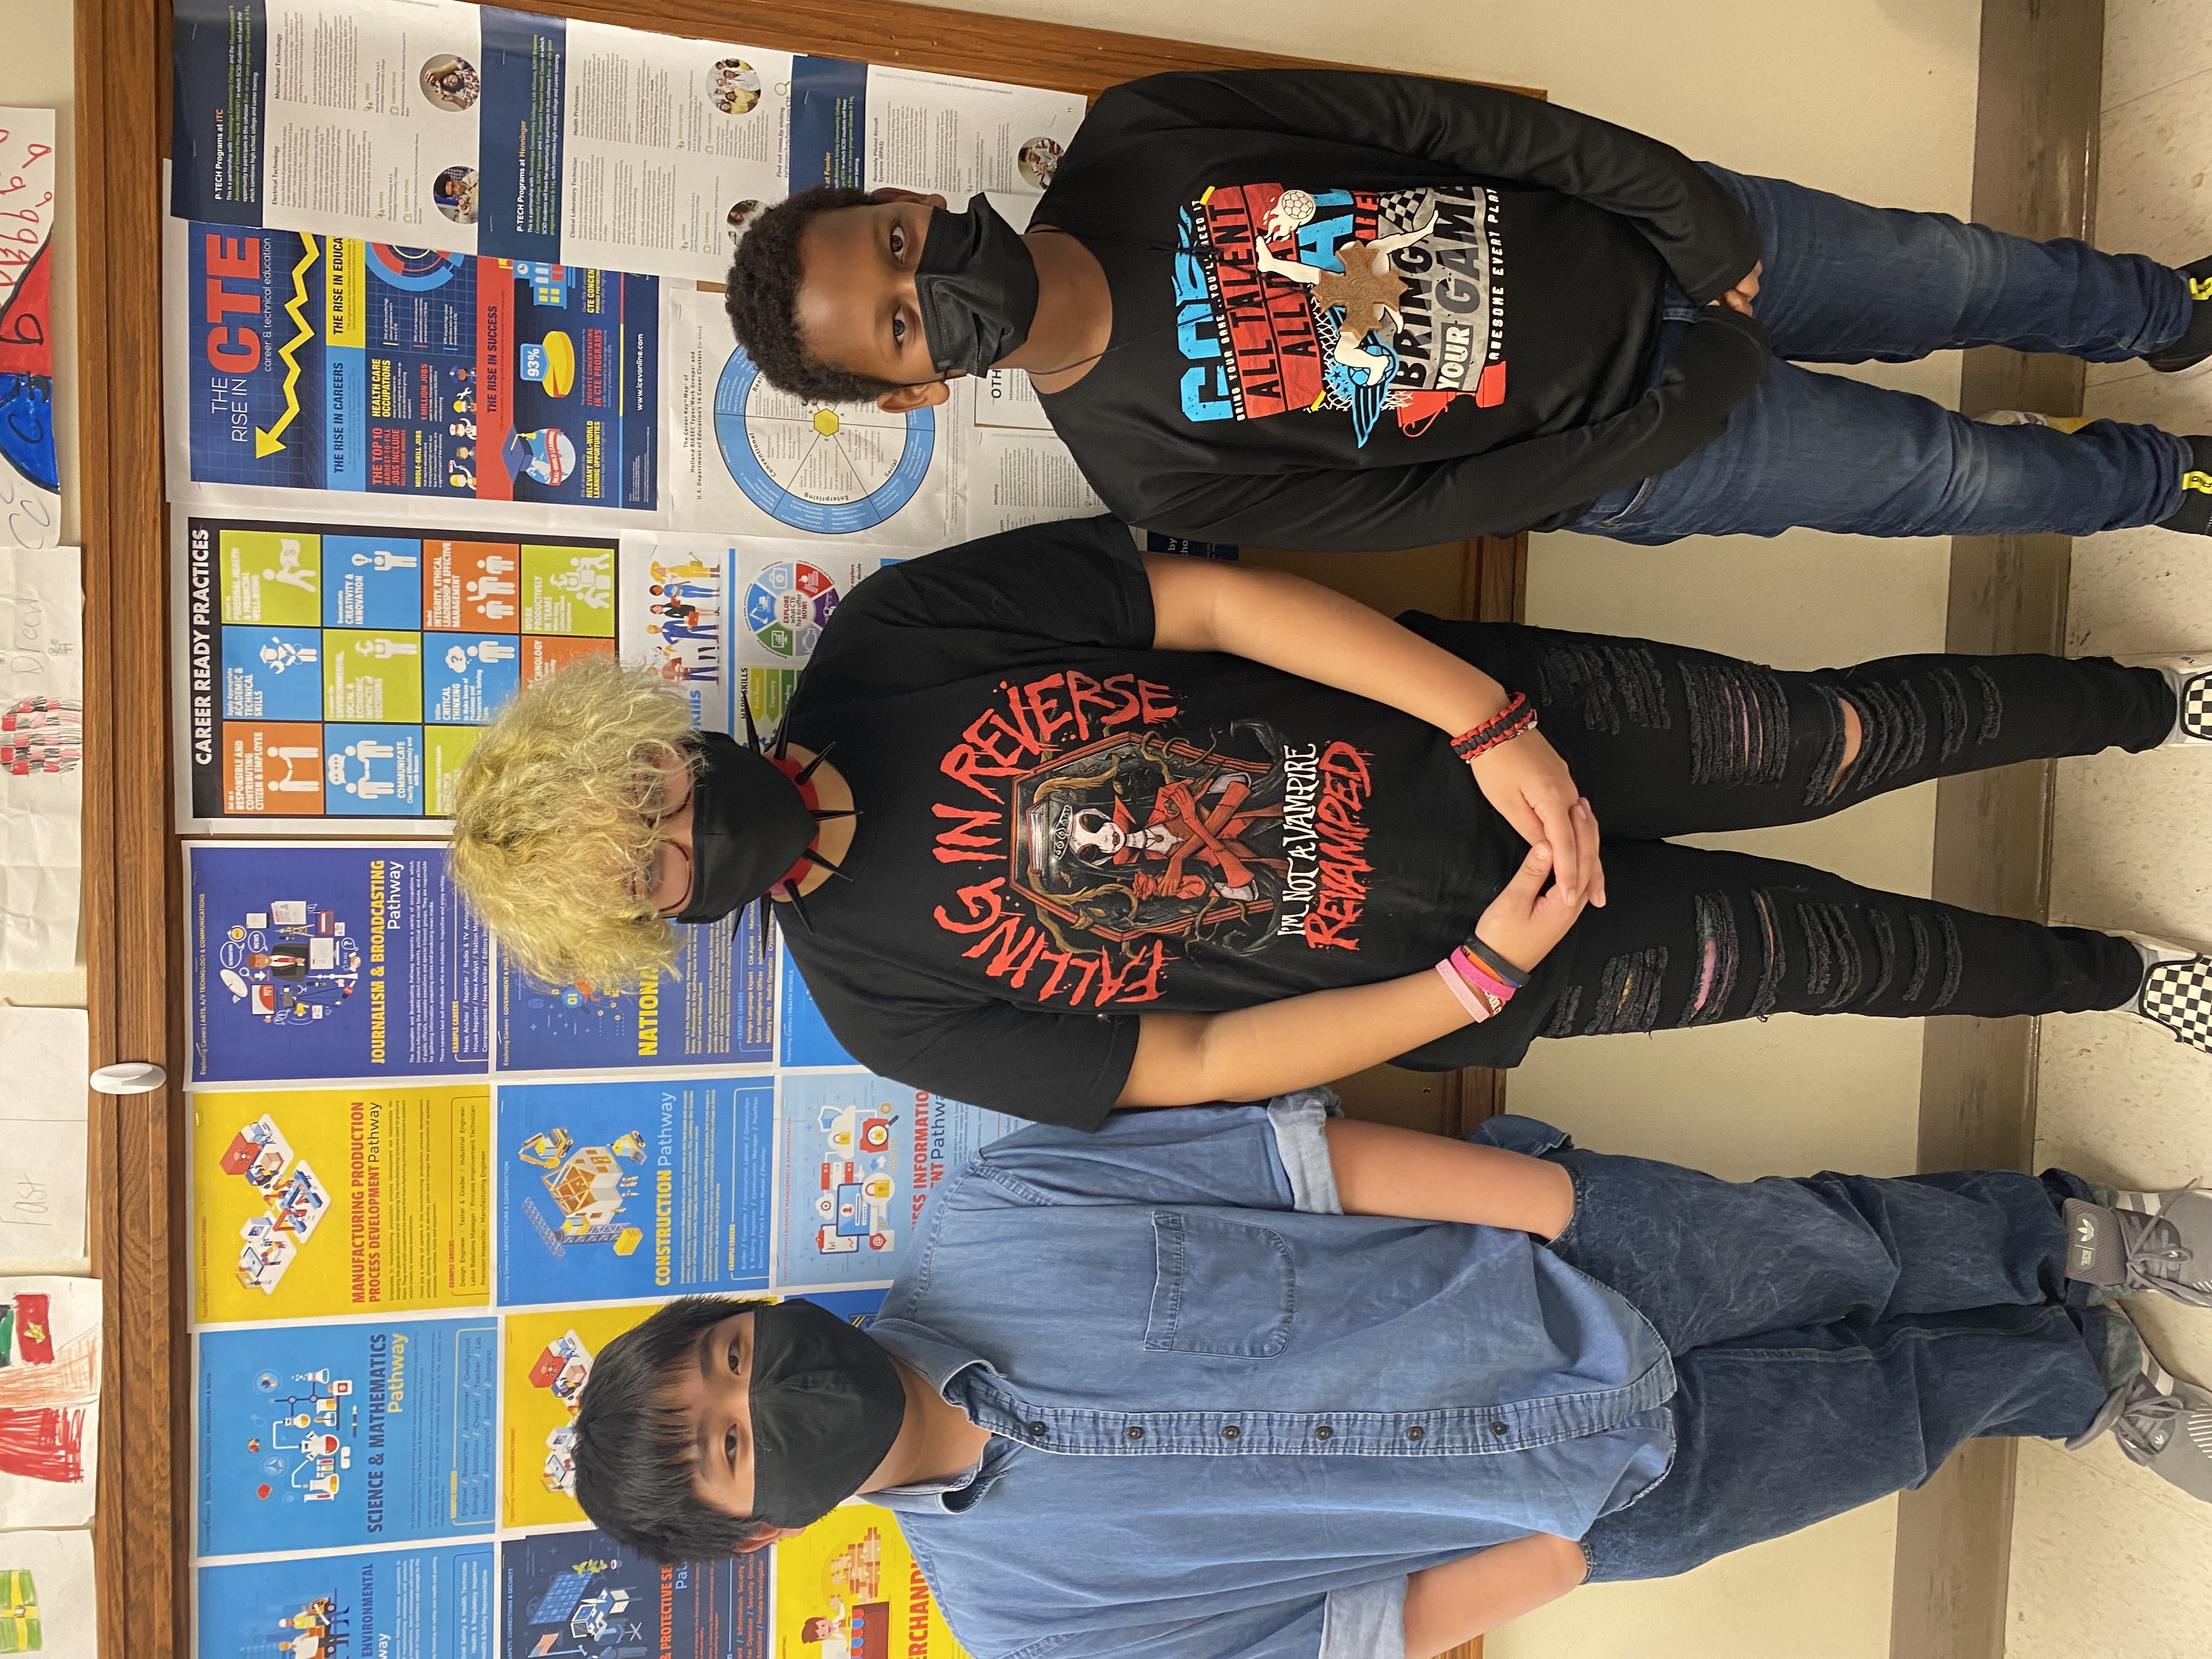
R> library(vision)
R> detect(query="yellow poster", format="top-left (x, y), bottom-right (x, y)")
top-left (500, 1301), bottom-right (662, 1529)
top-left (775, 1504), bottom-right (972, 1659)
top-left (191, 1086), bottom-right (489, 1323)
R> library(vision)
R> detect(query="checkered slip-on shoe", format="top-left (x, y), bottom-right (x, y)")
top-left (2118, 651), bottom-right (2212, 746)
top-left (2121, 933), bottom-right (2212, 1054)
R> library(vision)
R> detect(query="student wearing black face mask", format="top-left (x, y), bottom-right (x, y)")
top-left (567, 1099), bottom-right (2212, 1658)
top-left (448, 519), bottom-right (2212, 1131)
top-left (723, 69), bottom-right (2212, 551)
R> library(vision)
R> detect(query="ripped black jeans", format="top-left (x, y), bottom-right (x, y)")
top-left (1404, 618), bottom-right (2171, 1045)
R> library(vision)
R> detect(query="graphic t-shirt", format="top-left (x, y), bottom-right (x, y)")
top-left (1030, 70), bottom-right (1769, 548)
top-left (777, 517), bottom-right (1549, 1129)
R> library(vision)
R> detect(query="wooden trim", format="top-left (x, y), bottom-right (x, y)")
top-left (78, 0), bottom-right (185, 1655)
top-left (550, 0), bottom-right (1542, 98)
top-left (1892, 4), bottom-right (2104, 1657)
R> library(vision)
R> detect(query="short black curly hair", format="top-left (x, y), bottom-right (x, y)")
top-left (725, 187), bottom-right (900, 404)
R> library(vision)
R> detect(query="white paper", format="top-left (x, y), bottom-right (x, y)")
top-left (977, 367), bottom-right (1053, 430)
top-left (663, 283), bottom-right (968, 547)
top-left (0, 1007), bottom-right (87, 1265)
top-left (0, 546), bottom-right (80, 971)
top-left (0, 1527), bottom-right (94, 1656)
top-left (0, 109), bottom-right (60, 552)
top-left (968, 427), bottom-right (1106, 538)
top-left (864, 66), bottom-right (1085, 205)
top-left (0, 1274), bottom-right (99, 1527)
top-left (559, 23), bottom-right (792, 283)
top-left (261, 0), bottom-right (484, 250)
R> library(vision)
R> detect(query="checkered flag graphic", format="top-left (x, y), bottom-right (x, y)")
top-left (2142, 957), bottom-right (2212, 1053)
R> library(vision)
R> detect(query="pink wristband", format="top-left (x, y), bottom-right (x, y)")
top-left (1449, 946), bottom-right (1517, 1006)
top-left (1434, 958), bottom-right (1494, 1023)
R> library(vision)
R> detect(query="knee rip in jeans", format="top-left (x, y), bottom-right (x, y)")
top-left (1897, 911), bottom-right (1964, 1010)
top-left (1747, 889), bottom-right (1788, 1018)
top-left (1538, 641), bottom-right (1673, 736)
top-left (1677, 891), bottom-right (1739, 1026)
top-left (1581, 947), bottom-right (1669, 1035)
top-left (1798, 903), bottom-right (1866, 1010)
top-left (1812, 676), bottom-right (1929, 806)
top-left (1681, 661), bottom-right (1791, 789)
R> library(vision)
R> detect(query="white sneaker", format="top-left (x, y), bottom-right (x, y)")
top-left (2119, 932), bottom-right (2212, 1054)
top-left (2116, 651), bottom-right (2212, 746)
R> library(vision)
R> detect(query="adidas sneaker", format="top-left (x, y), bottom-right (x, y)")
top-left (2095, 1337), bottom-right (2212, 1504)
top-left (2062, 1185), bottom-right (2212, 1307)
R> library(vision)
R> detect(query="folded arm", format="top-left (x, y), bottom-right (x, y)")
top-left (1112, 69), bottom-right (1760, 301)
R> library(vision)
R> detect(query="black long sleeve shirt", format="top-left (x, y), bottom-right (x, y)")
top-left (1030, 70), bottom-right (1771, 549)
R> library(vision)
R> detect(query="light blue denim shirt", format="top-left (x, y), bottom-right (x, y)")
top-left (862, 1094), bottom-right (1675, 1659)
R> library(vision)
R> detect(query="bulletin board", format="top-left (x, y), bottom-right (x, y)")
top-left (75, 2), bottom-right (1530, 1654)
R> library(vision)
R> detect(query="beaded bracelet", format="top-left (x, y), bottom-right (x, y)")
top-left (1449, 692), bottom-right (1539, 763)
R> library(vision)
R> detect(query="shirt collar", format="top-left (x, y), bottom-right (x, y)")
top-left (860, 1319), bottom-right (1018, 1515)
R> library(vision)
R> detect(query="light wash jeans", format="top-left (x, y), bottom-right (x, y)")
top-left (1570, 164), bottom-right (2197, 541)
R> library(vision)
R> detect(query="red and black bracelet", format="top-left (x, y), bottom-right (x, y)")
top-left (1449, 692), bottom-right (1538, 763)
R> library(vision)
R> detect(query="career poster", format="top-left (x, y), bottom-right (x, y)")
top-left (187, 843), bottom-right (493, 1082)
top-left (192, 1086), bottom-right (491, 1324)
top-left (198, 1544), bottom-right (496, 1659)
top-left (775, 1504), bottom-right (969, 1659)
top-left (500, 1527), bottom-right (770, 1659)
top-left (180, 511), bottom-right (622, 822)
top-left (180, 222), bottom-right (658, 510)
top-left (777, 940), bottom-right (856, 1069)
top-left (196, 1316), bottom-right (499, 1555)
top-left (774, 1075), bottom-right (1019, 1290)
top-left (496, 903), bottom-right (773, 1071)
top-left (495, 1076), bottom-right (774, 1308)
top-left (499, 1301), bottom-right (660, 1531)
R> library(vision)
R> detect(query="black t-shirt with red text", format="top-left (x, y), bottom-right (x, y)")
top-left (775, 517), bottom-right (1551, 1128)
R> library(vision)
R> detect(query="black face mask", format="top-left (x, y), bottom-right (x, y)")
top-left (670, 730), bottom-right (818, 924)
top-left (914, 194), bottom-right (1039, 378)
top-left (748, 1299), bottom-right (909, 1528)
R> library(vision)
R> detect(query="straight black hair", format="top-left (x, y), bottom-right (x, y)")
top-left (571, 1294), bottom-right (776, 1564)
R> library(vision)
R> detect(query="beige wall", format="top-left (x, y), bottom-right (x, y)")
top-left (932, 2), bottom-right (1987, 1654)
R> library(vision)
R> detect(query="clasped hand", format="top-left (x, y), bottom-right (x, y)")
top-left (1466, 729), bottom-right (1604, 975)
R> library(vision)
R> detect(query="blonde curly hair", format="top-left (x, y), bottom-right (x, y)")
top-left (449, 656), bottom-right (698, 990)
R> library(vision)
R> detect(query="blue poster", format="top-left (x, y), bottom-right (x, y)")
top-left (777, 939), bottom-right (856, 1068)
top-left (187, 843), bottom-right (492, 1082)
top-left (499, 905), bottom-right (772, 1070)
top-left (500, 1528), bottom-right (768, 1659)
top-left (775, 1075), bottom-right (1020, 1289)
top-left (497, 1076), bottom-right (775, 1307)
top-left (184, 223), bottom-right (657, 510)
top-left (197, 1317), bottom-right (499, 1555)
top-left (200, 1545), bottom-right (495, 1659)
top-left (787, 56), bottom-right (868, 190)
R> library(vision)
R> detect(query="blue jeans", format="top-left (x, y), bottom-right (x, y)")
top-left (1525, 1131), bottom-right (2130, 1581)
top-left (1570, 166), bottom-right (2197, 541)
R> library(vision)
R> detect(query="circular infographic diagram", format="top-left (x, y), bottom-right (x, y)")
top-left (746, 560), bottom-right (845, 657)
top-left (714, 347), bottom-right (934, 534)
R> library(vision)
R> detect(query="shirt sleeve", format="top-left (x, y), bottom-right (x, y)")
top-left (827, 514), bottom-right (1154, 651)
top-left (1101, 70), bottom-right (1759, 303)
top-left (974, 1094), bottom-right (1344, 1209)
top-left (804, 978), bottom-right (1143, 1133)
top-left (1002, 1587), bottom-right (1404, 1659)
top-left (1119, 308), bottom-right (1771, 545)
